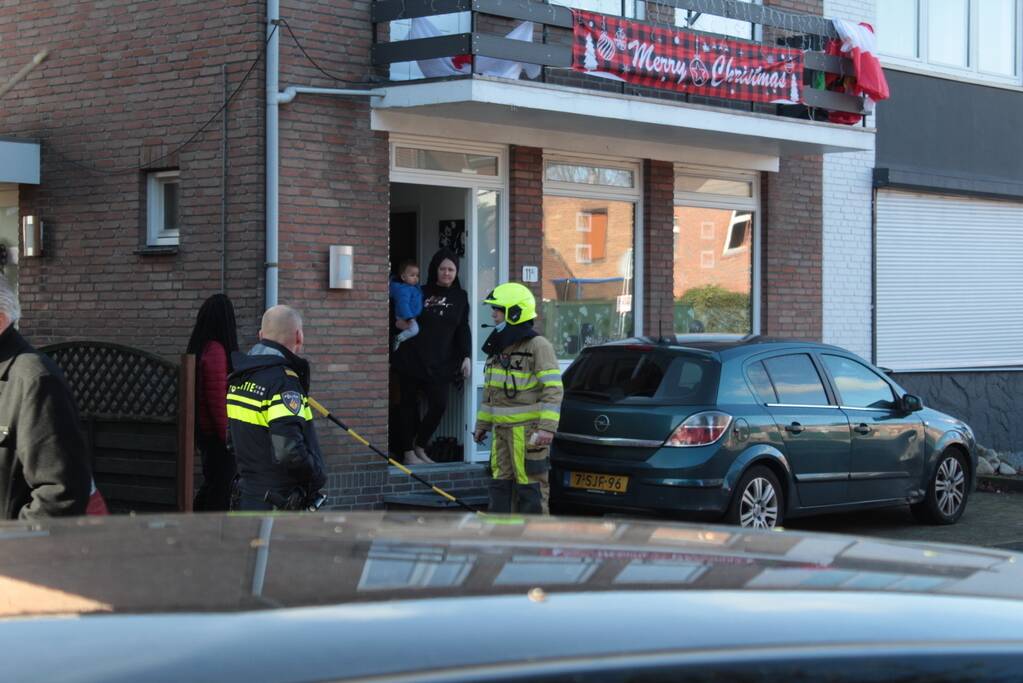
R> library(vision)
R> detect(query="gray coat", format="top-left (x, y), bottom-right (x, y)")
top-left (0, 326), bottom-right (91, 519)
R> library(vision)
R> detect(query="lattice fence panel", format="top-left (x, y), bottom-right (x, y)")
top-left (41, 342), bottom-right (179, 420)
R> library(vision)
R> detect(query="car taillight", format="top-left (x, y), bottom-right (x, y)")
top-left (664, 411), bottom-right (732, 447)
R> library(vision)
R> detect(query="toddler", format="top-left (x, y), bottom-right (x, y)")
top-left (389, 260), bottom-right (423, 351)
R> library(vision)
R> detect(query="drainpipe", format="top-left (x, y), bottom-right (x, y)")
top-left (266, 0), bottom-right (281, 308)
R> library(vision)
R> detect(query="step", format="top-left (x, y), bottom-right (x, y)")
top-left (383, 488), bottom-right (489, 511)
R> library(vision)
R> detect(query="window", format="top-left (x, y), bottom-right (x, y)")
top-left (394, 147), bottom-right (498, 176)
top-left (674, 0), bottom-right (760, 40)
top-left (762, 354), bottom-right (830, 406)
top-left (550, 0), bottom-right (644, 19)
top-left (745, 361), bottom-right (777, 404)
top-left (878, 0), bottom-right (1020, 82)
top-left (544, 158), bottom-right (640, 359)
top-left (821, 354), bottom-right (896, 410)
top-left (146, 170), bottom-right (180, 247)
top-left (563, 348), bottom-right (720, 403)
top-left (674, 169), bottom-right (758, 336)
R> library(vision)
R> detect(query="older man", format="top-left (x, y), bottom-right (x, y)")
top-left (227, 305), bottom-right (326, 511)
top-left (0, 279), bottom-right (91, 519)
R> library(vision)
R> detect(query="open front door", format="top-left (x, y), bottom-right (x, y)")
top-left (465, 188), bottom-right (503, 462)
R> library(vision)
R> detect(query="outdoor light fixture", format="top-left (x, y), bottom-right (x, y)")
top-left (21, 214), bottom-right (42, 257)
top-left (329, 245), bottom-right (353, 289)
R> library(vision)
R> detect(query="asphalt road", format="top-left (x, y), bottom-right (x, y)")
top-left (784, 489), bottom-right (1023, 551)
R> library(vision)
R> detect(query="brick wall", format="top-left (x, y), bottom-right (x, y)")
top-left (643, 159), bottom-right (675, 336)
top-left (277, 0), bottom-right (390, 508)
top-left (760, 1), bottom-right (824, 341)
top-left (822, 0), bottom-right (875, 359)
top-left (509, 145), bottom-right (544, 331)
top-left (1, 0), bottom-right (267, 356)
top-left (761, 155), bottom-right (824, 340)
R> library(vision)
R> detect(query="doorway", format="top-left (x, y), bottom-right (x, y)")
top-left (0, 184), bottom-right (20, 302)
top-left (389, 183), bottom-right (471, 465)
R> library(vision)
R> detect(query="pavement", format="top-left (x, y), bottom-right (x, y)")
top-left (785, 484), bottom-right (1023, 551)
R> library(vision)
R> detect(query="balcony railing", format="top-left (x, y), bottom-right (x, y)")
top-left (371, 0), bottom-right (867, 121)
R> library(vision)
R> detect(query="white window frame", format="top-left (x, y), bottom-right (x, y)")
top-left (878, 0), bottom-right (1023, 88)
top-left (146, 170), bottom-right (180, 247)
top-left (543, 152), bottom-right (644, 368)
top-left (389, 135), bottom-right (505, 190)
top-left (674, 165), bottom-right (761, 336)
top-left (575, 243), bottom-right (593, 263)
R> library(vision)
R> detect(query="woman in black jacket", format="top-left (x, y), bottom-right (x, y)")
top-left (391, 249), bottom-right (471, 465)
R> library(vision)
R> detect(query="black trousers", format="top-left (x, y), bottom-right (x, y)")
top-left (397, 372), bottom-right (450, 453)
top-left (196, 433), bottom-right (237, 512)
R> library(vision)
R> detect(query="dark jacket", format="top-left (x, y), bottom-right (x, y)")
top-left (0, 326), bottom-right (91, 519)
top-left (390, 249), bottom-right (471, 383)
top-left (389, 277), bottom-right (423, 321)
top-left (227, 340), bottom-right (326, 497)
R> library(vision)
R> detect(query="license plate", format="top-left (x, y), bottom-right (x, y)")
top-left (568, 471), bottom-right (629, 494)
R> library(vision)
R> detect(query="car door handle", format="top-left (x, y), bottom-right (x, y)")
top-left (785, 422), bottom-right (805, 435)
top-left (854, 423), bottom-right (872, 435)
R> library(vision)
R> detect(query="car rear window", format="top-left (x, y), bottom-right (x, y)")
top-left (563, 347), bottom-right (720, 403)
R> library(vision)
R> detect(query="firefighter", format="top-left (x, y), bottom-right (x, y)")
top-left (473, 282), bottom-right (562, 514)
top-left (227, 305), bottom-right (326, 511)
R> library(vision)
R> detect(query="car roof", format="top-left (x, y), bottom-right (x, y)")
top-left (594, 335), bottom-right (851, 360)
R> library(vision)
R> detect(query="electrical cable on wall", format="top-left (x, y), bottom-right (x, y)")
top-left (48, 25), bottom-right (278, 176)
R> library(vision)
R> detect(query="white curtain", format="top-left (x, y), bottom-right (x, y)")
top-left (410, 18), bottom-right (541, 79)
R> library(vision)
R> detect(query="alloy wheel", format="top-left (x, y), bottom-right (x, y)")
top-left (935, 456), bottom-right (966, 518)
top-left (739, 477), bottom-right (779, 529)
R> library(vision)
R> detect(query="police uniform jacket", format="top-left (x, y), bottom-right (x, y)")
top-left (0, 326), bottom-right (91, 519)
top-left (227, 340), bottom-right (326, 497)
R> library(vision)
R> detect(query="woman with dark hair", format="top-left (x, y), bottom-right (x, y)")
top-left (391, 249), bottom-right (471, 465)
top-left (186, 293), bottom-right (240, 510)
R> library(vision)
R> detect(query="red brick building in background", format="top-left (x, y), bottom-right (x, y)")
top-left (0, 0), bottom-right (872, 507)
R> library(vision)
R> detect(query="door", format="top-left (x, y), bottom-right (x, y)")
top-left (465, 188), bottom-right (504, 462)
top-left (761, 353), bottom-right (851, 508)
top-left (819, 353), bottom-right (924, 503)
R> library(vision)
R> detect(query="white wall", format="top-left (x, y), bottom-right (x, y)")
top-left (822, 0), bottom-right (875, 360)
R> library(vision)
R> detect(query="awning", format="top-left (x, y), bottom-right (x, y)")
top-left (371, 76), bottom-right (874, 171)
top-left (0, 137), bottom-right (40, 184)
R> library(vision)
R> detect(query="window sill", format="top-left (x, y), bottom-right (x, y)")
top-left (135, 245), bottom-right (179, 256)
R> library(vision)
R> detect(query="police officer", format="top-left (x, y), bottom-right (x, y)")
top-left (227, 305), bottom-right (326, 511)
top-left (473, 283), bottom-right (562, 514)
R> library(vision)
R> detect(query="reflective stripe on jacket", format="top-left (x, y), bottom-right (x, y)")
top-left (475, 335), bottom-right (563, 434)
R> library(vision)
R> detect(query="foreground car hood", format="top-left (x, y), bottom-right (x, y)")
top-left (1, 512), bottom-right (1021, 614)
top-left (2, 513), bottom-right (1023, 681)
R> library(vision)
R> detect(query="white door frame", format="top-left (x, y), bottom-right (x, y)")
top-left (389, 135), bottom-right (509, 463)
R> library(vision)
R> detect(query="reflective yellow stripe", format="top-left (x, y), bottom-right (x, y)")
top-left (536, 369), bottom-right (561, 379)
top-left (512, 426), bottom-right (528, 485)
top-left (227, 404), bottom-right (268, 427)
top-left (485, 379), bottom-right (539, 391)
top-left (226, 393), bottom-right (267, 409)
top-left (476, 410), bottom-right (560, 425)
top-left (267, 404), bottom-right (313, 422)
top-left (540, 380), bottom-right (563, 387)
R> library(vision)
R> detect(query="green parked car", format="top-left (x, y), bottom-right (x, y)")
top-left (551, 336), bottom-right (976, 528)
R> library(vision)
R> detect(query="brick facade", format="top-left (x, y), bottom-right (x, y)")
top-left (643, 159), bottom-right (675, 336)
top-left (276, 0), bottom-right (391, 507)
top-left (509, 145), bottom-right (545, 331)
top-left (2, 0), bottom-right (267, 354)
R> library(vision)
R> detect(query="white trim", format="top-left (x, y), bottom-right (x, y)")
top-left (722, 212), bottom-right (752, 256)
top-left (389, 134), bottom-right (505, 189)
top-left (371, 77), bottom-right (874, 157)
top-left (146, 170), bottom-right (180, 246)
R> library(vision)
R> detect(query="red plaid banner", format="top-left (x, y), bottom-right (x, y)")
top-left (571, 10), bottom-right (804, 104)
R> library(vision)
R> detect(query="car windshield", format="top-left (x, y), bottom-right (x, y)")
top-left (563, 347), bottom-right (719, 403)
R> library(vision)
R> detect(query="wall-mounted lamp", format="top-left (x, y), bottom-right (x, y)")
top-left (21, 215), bottom-right (43, 257)
top-left (329, 245), bottom-right (353, 289)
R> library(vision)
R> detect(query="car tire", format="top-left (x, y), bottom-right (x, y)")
top-left (911, 449), bottom-right (969, 525)
top-left (725, 465), bottom-right (784, 529)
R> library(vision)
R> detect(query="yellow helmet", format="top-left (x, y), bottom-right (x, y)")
top-left (483, 282), bottom-right (536, 325)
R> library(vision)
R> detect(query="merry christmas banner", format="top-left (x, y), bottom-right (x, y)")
top-left (571, 10), bottom-right (804, 104)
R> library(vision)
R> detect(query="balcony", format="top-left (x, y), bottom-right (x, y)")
top-left (369, 0), bottom-right (876, 160)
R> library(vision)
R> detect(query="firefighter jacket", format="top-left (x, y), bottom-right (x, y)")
top-left (475, 334), bottom-right (563, 435)
top-left (227, 340), bottom-right (326, 497)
